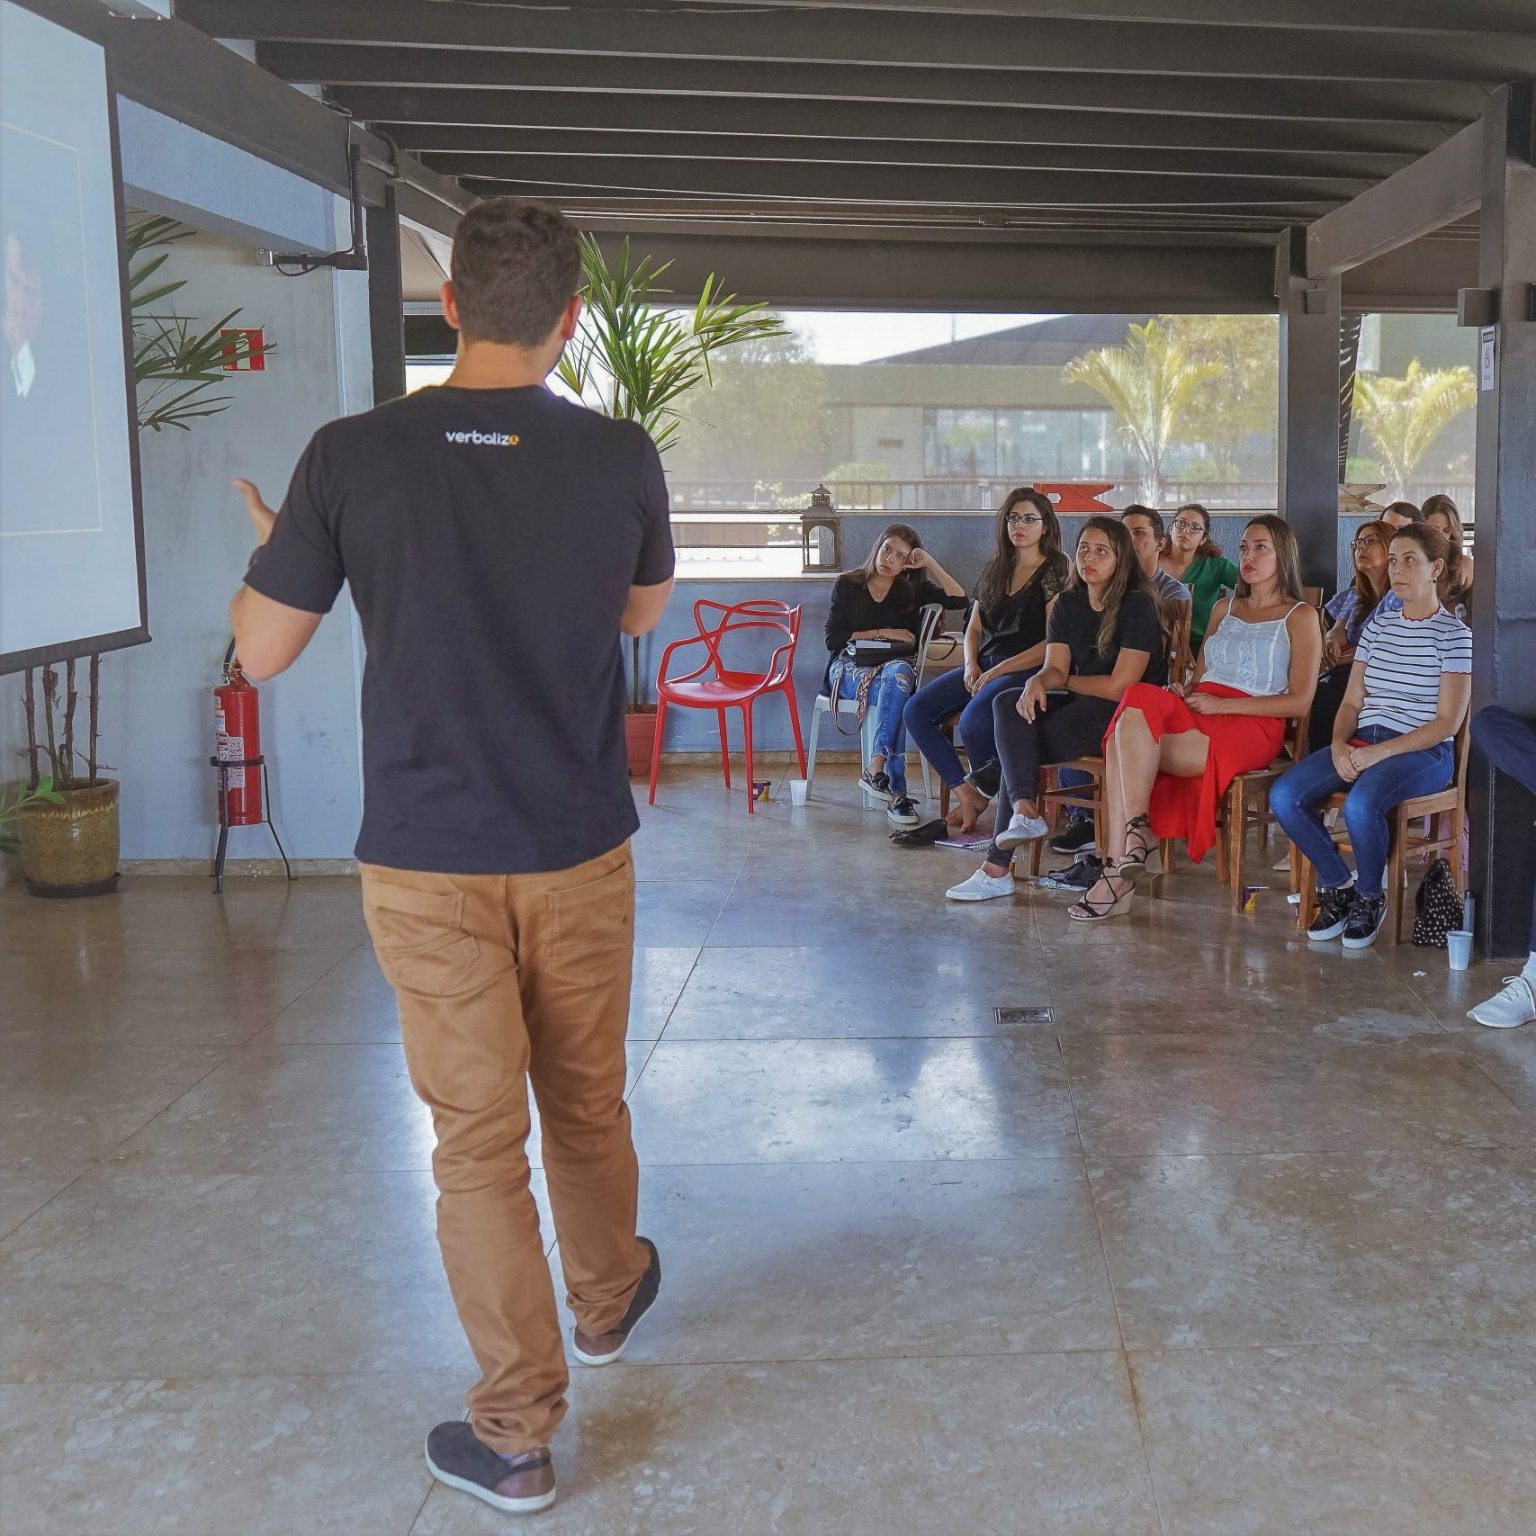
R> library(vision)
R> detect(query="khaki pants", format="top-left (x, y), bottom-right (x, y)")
top-left (361, 844), bottom-right (649, 1454)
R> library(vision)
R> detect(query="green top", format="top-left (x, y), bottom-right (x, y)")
top-left (1179, 553), bottom-right (1241, 644)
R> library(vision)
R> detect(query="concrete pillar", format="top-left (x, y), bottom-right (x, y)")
top-left (1469, 83), bottom-right (1536, 959)
top-left (366, 186), bottom-right (406, 406)
top-left (1276, 226), bottom-right (1343, 593)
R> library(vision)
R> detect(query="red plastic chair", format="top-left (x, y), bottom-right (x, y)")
top-left (649, 599), bottom-right (808, 813)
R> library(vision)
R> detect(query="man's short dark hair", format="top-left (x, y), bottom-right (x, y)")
top-left (450, 198), bottom-right (582, 348)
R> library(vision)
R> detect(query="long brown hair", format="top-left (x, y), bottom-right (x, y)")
top-left (1421, 495), bottom-right (1471, 607)
top-left (975, 487), bottom-right (1069, 616)
top-left (1174, 502), bottom-right (1223, 561)
top-left (1070, 515), bottom-right (1147, 656)
top-left (1232, 515), bottom-right (1305, 604)
top-left (1350, 519), bottom-right (1395, 613)
top-left (845, 521), bottom-right (926, 599)
top-left (1384, 500), bottom-right (1424, 524)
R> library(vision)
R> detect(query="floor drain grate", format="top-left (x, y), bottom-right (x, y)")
top-left (994, 1006), bottom-right (1053, 1025)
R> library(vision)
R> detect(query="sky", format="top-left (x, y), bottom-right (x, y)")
top-left (779, 310), bottom-right (1063, 364)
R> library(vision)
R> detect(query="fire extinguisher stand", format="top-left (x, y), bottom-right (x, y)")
top-left (211, 641), bottom-right (294, 894)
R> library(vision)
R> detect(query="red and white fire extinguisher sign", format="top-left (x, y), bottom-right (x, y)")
top-left (214, 660), bottom-right (263, 826)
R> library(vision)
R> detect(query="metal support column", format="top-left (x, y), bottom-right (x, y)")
top-left (1276, 226), bottom-right (1343, 593)
top-left (1469, 83), bottom-right (1536, 960)
top-left (366, 184), bottom-right (407, 406)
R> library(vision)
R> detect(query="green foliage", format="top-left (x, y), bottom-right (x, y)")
top-left (1156, 314), bottom-right (1278, 477)
top-left (1352, 360), bottom-right (1477, 499)
top-left (557, 235), bottom-right (790, 454)
top-left (0, 775), bottom-right (64, 854)
top-left (1063, 319), bottom-right (1221, 504)
top-left (127, 214), bottom-right (272, 432)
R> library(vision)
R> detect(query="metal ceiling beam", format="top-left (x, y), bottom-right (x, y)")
top-left (684, 0), bottom-right (1536, 29)
top-left (255, 45), bottom-right (1486, 125)
top-left (1306, 119), bottom-right (1484, 276)
top-left (183, 1), bottom-right (1536, 84)
top-left (395, 127), bottom-right (1388, 183)
top-left (438, 153), bottom-right (1344, 209)
top-left (336, 88), bottom-right (1452, 157)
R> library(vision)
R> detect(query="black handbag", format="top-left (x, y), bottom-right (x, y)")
top-left (844, 637), bottom-right (916, 667)
top-left (1412, 857), bottom-right (1462, 948)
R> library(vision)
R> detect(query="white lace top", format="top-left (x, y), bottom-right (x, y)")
top-left (1199, 601), bottom-right (1305, 697)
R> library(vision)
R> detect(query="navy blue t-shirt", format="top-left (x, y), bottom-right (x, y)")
top-left (246, 384), bottom-right (674, 874)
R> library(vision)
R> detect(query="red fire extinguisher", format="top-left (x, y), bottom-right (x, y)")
top-left (214, 648), bottom-right (262, 826)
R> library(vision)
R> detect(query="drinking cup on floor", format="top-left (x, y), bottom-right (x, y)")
top-left (1446, 930), bottom-right (1473, 972)
top-left (787, 778), bottom-right (808, 806)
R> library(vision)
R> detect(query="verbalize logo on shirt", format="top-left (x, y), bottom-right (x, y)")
top-left (444, 429), bottom-right (521, 447)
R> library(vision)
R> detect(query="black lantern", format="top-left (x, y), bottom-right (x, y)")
top-left (800, 484), bottom-right (841, 573)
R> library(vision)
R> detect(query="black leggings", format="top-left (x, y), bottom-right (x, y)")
top-left (986, 689), bottom-right (1118, 864)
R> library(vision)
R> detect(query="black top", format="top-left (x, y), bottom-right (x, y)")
top-left (246, 384), bottom-right (674, 875)
top-left (823, 573), bottom-right (965, 685)
top-left (1044, 586), bottom-right (1166, 686)
top-left (975, 565), bottom-right (1069, 672)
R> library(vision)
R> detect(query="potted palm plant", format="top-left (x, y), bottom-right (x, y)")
top-left (557, 235), bottom-right (787, 774)
top-left (10, 215), bottom-right (268, 895)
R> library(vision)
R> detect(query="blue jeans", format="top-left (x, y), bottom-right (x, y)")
top-left (838, 661), bottom-right (915, 796)
top-left (1057, 766), bottom-right (1093, 821)
top-left (903, 668), bottom-right (1031, 789)
top-left (1270, 725), bottom-right (1453, 899)
top-left (1472, 706), bottom-right (1536, 950)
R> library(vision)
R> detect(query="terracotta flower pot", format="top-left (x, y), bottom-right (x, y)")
top-left (19, 779), bottom-right (121, 898)
top-left (624, 709), bottom-right (658, 778)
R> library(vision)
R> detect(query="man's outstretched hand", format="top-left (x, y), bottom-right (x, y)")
top-left (234, 478), bottom-right (277, 546)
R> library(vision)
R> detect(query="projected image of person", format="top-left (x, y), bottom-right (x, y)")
top-left (0, 126), bottom-right (102, 538)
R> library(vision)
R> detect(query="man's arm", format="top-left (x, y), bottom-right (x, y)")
top-left (622, 578), bottom-right (673, 637)
top-left (228, 478), bottom-right (326, 680)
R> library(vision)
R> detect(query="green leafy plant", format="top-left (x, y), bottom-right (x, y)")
top-left (0, 775), bottom-right (64, 854)
top-left (1063, 318), bottom-right (1222, 505)
top-left (1352, 360), bottom-right (1477, 500)
top-left (557, 235), bottom-right (788, 454)
top-left (128, 214), bottom-right (271, 431)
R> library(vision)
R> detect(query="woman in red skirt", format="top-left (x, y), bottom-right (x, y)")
top-left (1069, 515), bottom-right (1322, 922)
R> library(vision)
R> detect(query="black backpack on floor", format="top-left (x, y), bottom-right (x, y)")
top-left (1412, 857), bottom-right (1462, 948)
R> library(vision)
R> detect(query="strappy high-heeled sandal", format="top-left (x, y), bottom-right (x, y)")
top-left (1068, 876), bottom-right (1135, 923)
top-left (1113, 815), bottom-right (1161, 881)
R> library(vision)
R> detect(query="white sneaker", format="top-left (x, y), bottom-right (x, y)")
top-left (946, 868), bottom-right (1016, 902)
top-left (994, 812), bottom-right (1048, 851)
top-left (1468, 974), bottom-right (1536, 1029)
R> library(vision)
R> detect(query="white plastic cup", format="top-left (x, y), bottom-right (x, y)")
top-left (788, 778), bottom-right (808, 807)
top-left (1447, 930), bottom-right (1473, 972)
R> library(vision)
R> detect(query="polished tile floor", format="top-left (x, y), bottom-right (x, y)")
top-left (4, 765), bottom-right (1535, 1535)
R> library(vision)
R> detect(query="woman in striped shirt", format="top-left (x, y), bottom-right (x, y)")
top-left (1271, 523), bottom-right (1472, 950)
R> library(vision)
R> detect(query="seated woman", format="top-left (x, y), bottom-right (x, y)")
top-left (946, 517), bottom-right (1159, 901)
top-left (1159, 502), bottom-right (1239, 653)
top-left (1422, 494), bottom-right (1473, 614)
top-left (1310, 518), bottom-right (1395, 753)
top-left (824, 522), bottom-right (966, 828)
top-left (1272, 523), bottom-right (1472, 951)
top-left (1067, 516), bottom-right (1321, 923)
top-left (904, 487), bottom-right (1070, 833)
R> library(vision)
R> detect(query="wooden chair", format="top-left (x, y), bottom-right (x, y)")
top-left (1030, 757), bottom-right (1106, 875)
top-left (1292, 714), bottom-right (1471, 945)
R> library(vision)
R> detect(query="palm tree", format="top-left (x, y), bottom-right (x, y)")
top-left (1352, 360), bottom-right (1477, 500)
top-left (1063, 318), bottom-right (1220, 504)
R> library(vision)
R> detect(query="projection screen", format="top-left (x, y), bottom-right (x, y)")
top-left (0, 0), bottom-right (148, 674)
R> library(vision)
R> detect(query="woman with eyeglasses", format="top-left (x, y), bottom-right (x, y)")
top-left (1273, 523), bottom-right (1471, 951)
top-left (1310, 518), bottom-right (1398, 753)
top-left (946, 517), bottom-right (1159, 902)
top-left (1067, 517), bottom-right (1321, 923)
top-left (1159, 503), bottom-right (1239, 652)
top-left (904, 488), bottom-right (1071, 832)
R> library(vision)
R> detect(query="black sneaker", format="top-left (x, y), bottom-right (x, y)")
top-left (886, 795), bottom-right (920, 828)
top-left (1049, 818), bottom-right (1097, 856)
top-left (1306, 884), bottom-right (1355, 942)
top-left (1342, 892), bottom-right (1389, 950)
top-left (859, 768), bottom-right (893, 803)
top-left (424, 1421), bottom-right (556, 1515)
top-left (1041, 854), bottom-right (1103, 892)
top-left (572, 1236), bottom-right (661, 1366)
